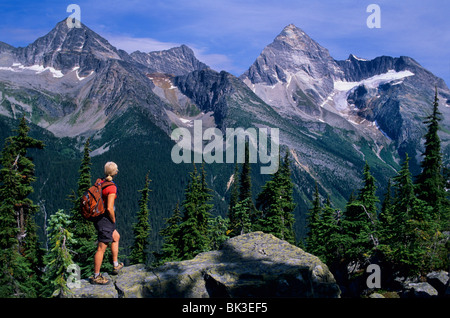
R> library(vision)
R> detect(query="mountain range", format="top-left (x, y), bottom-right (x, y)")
top-left (0, 20), bottom-right (449, 249)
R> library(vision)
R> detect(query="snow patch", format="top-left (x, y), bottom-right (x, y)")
top-left (350, 54), bottom-right (367, 61)
top-left (179, 117), bottom-right (193, 127)
top-left (0, 63), bottom-right (64, 78)
top-left (334, 70), bottom-right (414, 91)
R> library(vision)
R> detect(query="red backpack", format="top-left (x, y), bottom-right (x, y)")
top-left (80, 178), bottom-right (114, 220)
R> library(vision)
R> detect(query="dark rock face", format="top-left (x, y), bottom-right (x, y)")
top-left (174, 69), bottom-right (236, 127)
top-left (69, 232), bottom-right (341, 298)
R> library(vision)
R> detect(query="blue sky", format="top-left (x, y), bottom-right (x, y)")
top-left (0, 0), bottom-right (449, 85)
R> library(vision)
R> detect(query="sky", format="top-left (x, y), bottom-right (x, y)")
top-left (0, 0), bottom-right (449, 85)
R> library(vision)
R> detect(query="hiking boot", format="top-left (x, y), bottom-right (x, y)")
top-left (89, 273), bottom-right (109, 285)
top-left (112, 262), bottom-right (124, 275)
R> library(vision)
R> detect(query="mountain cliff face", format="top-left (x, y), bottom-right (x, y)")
top-left (130, 45), bottom-right (209, 76)
top-left (0, 20), bottom-right (449, 245)
top-left (240, 24), bottom-right (450, 173)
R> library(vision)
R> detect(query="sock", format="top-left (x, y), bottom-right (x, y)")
top-left (113, 261), bottom-right (119, 267)
top-left (94, 273), bottom-right (100, 278)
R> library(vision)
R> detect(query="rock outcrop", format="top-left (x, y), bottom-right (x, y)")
top-left (69, 232), bottom-right (341, 298)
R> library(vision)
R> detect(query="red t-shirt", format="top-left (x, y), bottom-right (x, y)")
top-left (101, 181), bottom-right (117, 203)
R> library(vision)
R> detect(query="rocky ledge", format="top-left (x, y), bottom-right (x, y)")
top-left (69, 232), bottom-right (340, 298)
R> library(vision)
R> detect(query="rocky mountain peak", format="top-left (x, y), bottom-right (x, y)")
top-left (241, 24), bottom-right (339, 87)
top-left (130, 44), bottom-right (209, 76)
top-left (13, 19), bottom-right (122, 76)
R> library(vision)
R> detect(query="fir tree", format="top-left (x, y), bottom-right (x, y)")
top-left (158, 202), bottom-right (182, 264)
top-left (177, 164), bottom-right (212, 260)
top-left (67, 138), bottom-right (96, 278)
top-left (340, 163), bottom-right (379, 269)
top-left (0, 116), bottom-right (44, 297)
top-left (256, 152), bottom-right (296, 244)
top-left (415, 88), bottom-right (447, 221)
top-left (227, 163), bottom-right (240, 235)
top-left (389, 154), bottom-right (434, 275)
top-left (306, 181), bottom-right (321, 255)
top-left (315, 203), bottom-right (341, 265)
top-left (358, 162), bottom-right (379, 218)
top-left (379, 178), bottom-right (395, 248)
top-left (207, 215), bottom-right (229, 250)
top-left (44, 210), bottom-right (77, 298)
top-left (129, 173), bottom-right (151, 265)
top-left (231, 197), bottom-right (253, 236)
top-left (227, 142), bottom-right (257, 237)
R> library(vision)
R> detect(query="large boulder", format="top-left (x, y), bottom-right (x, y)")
top-left (403, 282), bottom-right (438, 298)
top-left (68, 273), bottom-right (118, 298)
top-left (114, 232), bottom-right (340, 298)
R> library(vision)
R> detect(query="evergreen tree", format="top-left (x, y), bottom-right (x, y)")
top-left (415, 88), bottom-right (447, 222)
top-left (129, 173), bottom-right (151, 265)
top-left (379, 178), bottom-right (395, 248)
top-left (44, 210), bottom-right (76, 298)
top-left (177, 164), bottom-right (212, 260)
top-left (358, 162), bottom-right (379, 218)
top-left (230, 197), bottom-right (253, 236)
top-left (207, 215), bottom-right (229, 250)
top-left (315, 203), bottom-right (341, 265)
top-left (256, 152), bottom-right (296, 244)
top-left (0, 116), bottom-right (44, 297)
top-left (67, 138), bottom-right (96, 278)
top-left (306, 181), bottom-right (321, 255)
top-left (340, 163), bottom-right (379, 269)
top-left (227, 163), bottom-right (240, 235)
top-left (158, 202), bottom-right (182, 264)
top-left (228, 143), bottom-right (258, 237)
top-left (389, 154), bottom-right (435, 275)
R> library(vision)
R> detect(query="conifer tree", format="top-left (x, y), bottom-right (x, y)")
top-left (177, 164), bottom-right (212, 260)
top-left (230, 197), bottom-right (253, 236)
top-left (158, 202), bottom-right (182, 264)
top-left (0, 116), bottom-right (44, 297)
top-left (227, 163), bottom-right (240, 234)
top-left (67, 138), bottom-right (96, 277)
top-left (228, 143), bottom-right (258, 237)
top-left (315, 203), bottom-right (341, 265)
top-left (306, 181), bottom-right (321, 255)
top-left (389, 154), bottom-right (434, 275)
top-left (207, 215), bottom-right (229, 250)
top-left (415, 88), bottom-right (447, 222)
top-left (130, 173), bottom-right (151, 265)
top-left (256, 152), bottom-right (296, 244)
top-left (341, 163), bottom-right (379, 268)
top-left (238, 142), bottom-right (257, 220)
top-left (359, 162), bottom-right (379, 218)
top-left (379, 178), bottom-right (395, 248)
top-left (44, 210), bottom-right (76, 298)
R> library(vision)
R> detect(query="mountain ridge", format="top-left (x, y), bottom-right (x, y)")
top-left (0, 20), bottom-right (449, 249)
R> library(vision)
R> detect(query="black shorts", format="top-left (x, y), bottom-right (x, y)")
top-left (93, 215), bottom-right (116, 243)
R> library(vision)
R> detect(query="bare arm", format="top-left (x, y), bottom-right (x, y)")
top-left (107, 193), bottom-right (116, 223)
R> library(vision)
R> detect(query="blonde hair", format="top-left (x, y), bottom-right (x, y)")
top-left (104, 161), bottom-right (118, 181)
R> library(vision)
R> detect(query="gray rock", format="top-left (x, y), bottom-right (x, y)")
top-left (116, 232), bottom-right (340, 298)
top-left (68, 273), bottom-right (118, 298)
top-left (426, 271), bottom-right (449, 295)
top-left (72, 232), bottom-right (341, 298)
top-left (404, 282), bottom-right (438, 298)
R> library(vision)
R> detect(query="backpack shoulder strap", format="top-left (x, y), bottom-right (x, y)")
top-left (101, 180), bottom-right (115, 190)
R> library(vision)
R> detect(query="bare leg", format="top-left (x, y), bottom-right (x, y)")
top-left (111, 230), bottom-right (120, 263)
top-left (94, 242), bottom-right (108, 274)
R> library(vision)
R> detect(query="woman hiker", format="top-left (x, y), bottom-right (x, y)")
top-left (90, 161), bottom-right (124, 285)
